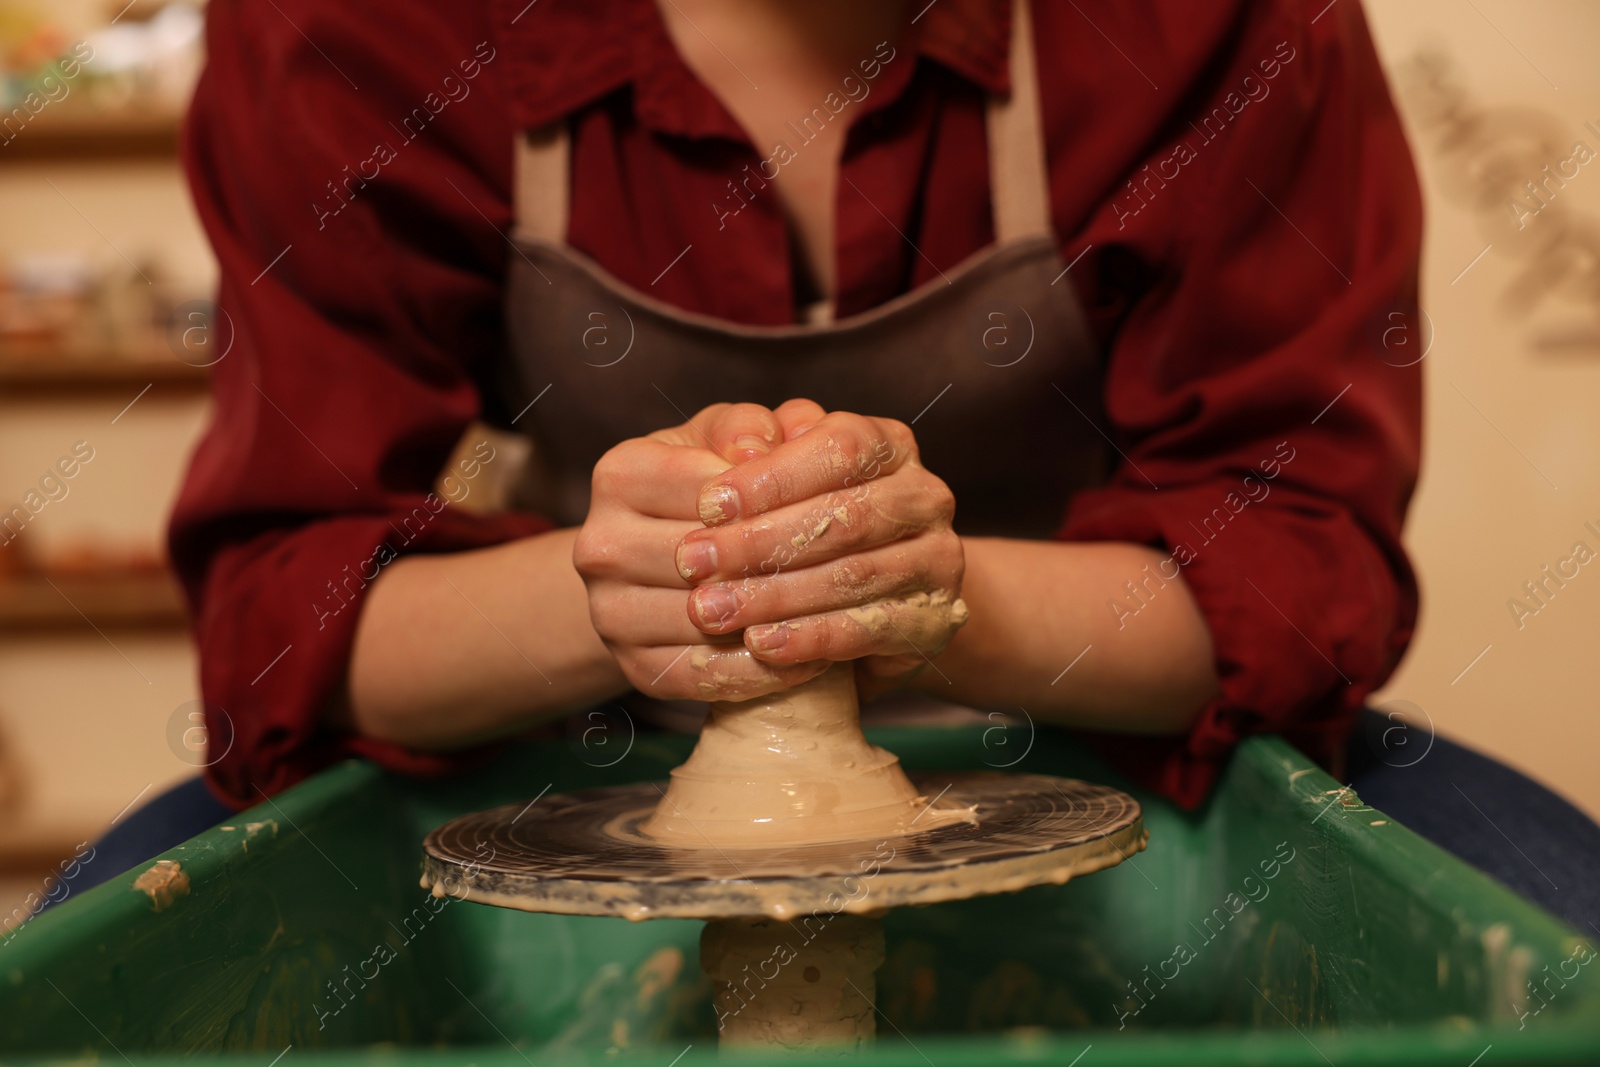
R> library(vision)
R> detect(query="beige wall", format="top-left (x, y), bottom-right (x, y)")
top-left (0, 0), bottom-right (1596, 873)
top-left (1362, 0), bottom-right (1600, 818)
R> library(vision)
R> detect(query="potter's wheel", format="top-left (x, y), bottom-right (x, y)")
top-left (419, 663), bottom-right (1146, 1050)
top-left (421, 771), bottom-right (1144, 921)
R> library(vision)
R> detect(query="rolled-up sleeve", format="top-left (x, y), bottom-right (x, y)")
top-left (169, 0), bottom-right (546, 806)
top-left (1058, 1), bottom-right (1423, 807)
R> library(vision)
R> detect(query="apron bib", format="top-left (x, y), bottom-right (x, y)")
top-left (493, 0), bottom-right (1111, 540)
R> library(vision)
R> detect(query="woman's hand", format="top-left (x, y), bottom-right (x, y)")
top-left (573, 404), bottom-right (831, 701)
top-left (677, 401), bottom-right (968, 697)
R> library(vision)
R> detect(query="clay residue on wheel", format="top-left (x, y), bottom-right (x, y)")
top-left (421, 771), bottom-right (1144, 921)
top-left (133, 859), bottom-right (190, 912)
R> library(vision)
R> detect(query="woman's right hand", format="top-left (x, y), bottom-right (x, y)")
top-left (573, 403), bottom-right (831, 701)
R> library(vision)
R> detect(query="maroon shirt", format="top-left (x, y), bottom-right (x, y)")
top-left (172, 0), bottom-right (1423, 809)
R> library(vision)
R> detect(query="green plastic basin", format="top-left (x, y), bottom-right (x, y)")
top-left (2, 726), bottom-right (1596, 1066)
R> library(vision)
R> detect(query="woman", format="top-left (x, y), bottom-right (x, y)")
top-left (168, 0), bottom-right (1417, 807)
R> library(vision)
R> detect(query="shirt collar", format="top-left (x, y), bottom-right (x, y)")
top-left (493, 0), bottom-right (1011, 139)
top-left (916, 0), bottom-right (1012, 95)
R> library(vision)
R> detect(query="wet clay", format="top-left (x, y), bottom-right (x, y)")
top-left (640, 663), bottom-right (971, 849)
top-left (701, 915), bottom-right (882, 1049)
top-left (842, 589), bottom-right (968, 647)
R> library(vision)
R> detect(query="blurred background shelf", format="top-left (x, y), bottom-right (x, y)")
top-left (0, 113), bottom-right (181, 164)
top-left (0, 570), bottom-right (186, 631)
top-left (0, 823), bottom-right (96, 874)
top-left (0, 349), bottom-right (207, 393)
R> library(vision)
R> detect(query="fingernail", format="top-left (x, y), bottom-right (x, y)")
top-left (693, 586), bottom-right (740, 629)
top-left (747, 623), bottom-right (788, 653)
top-left (699, 485), bottom-right (740, 526)
top-left (676, 538), bottom-right (718, 582)
top-left (730, 434), bottom-right (771, 461)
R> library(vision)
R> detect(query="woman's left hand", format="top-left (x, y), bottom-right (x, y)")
top-left (675, 400), bottom-right (968, 696)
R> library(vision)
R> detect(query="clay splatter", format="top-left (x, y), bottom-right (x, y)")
top-left (133, 859), bottom-right (190, 912)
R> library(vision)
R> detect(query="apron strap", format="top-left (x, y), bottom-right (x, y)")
top-left (511, 0), bottom-right (1050, 244)
top-left (987, 0), bottom-right (1052, 242)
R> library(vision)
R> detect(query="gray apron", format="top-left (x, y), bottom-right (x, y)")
top-left (495, 0), bottom-right (1110, 541)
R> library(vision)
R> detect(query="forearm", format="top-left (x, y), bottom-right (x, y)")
top-left (920, 538), bottom-right (1220, 734)
top-left (345, 527), bottom-right (628, 748)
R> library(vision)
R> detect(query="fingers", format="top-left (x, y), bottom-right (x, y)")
top-left (774, 398), bottom-right (827, 439)
top-left (711, 403), bottom-right (783, 463)
top-left (674, 469), bottom-right (954, 584)
top-left (590, 585), bottom-right (727, 645)
top-left (576, 517), bottom-right (715, 589)
top-left (584, 402), bottom-right (954, 703)
top-left (618, 641), bottom-right (831, 702)
top-left (854, 653), bottom-right (934, 702)
top-left (685, 531), bottom-right (962, 634)
top-left (592, 439), bottom-right (732, 520)
top-left (640, 400), bottom-right (821, 480)
top-left (696, 411), bottom-right (919, 526)
top-left (645, 424), bottom-right (704, 448)
top-left (584, 580), bottom-right (834, 700)
top-left (740, 591), bottom-right (970, 667)
top-left (665, 403), bottom-right (785, 464)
